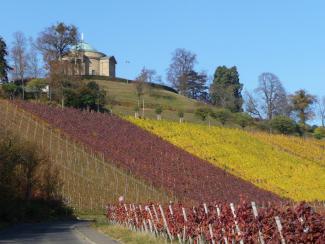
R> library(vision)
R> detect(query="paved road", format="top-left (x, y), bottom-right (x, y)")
top-left (0, 220), bottom-right (118, 244)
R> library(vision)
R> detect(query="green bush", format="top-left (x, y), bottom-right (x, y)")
top-left (270, 115), bottom-right (296, 135)
top-left (235, 112), bottom-right (253, 128)
top-left (313, 127), bottom-right (325, 139)
top-left (211, 108), bottom-right (232, 125)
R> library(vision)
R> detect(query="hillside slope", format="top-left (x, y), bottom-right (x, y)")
top-left (92, 79), bottom-right (219, 124)
top-left (128, 118), bottom-right (325, 202)
top-left (14, 101), bottom-right (280, 204)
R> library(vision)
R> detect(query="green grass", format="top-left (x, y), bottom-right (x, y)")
top-left (80, 214), bottom-right (169, 244)
top-left (92, 79), bottom-right (229, 125)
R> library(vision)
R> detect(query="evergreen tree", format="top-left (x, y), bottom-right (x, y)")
top-left (0, 36), bottom-right (11, 82)
top-left (210, 66), bottom-right (243, 112)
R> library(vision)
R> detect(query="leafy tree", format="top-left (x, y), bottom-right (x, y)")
top-left (2, 83), bottom-right (18, 99)
top-left (210, 66), bottom-right (243, 112)
top-left (27, 78), bottom-right (48, 100)
top-left (289, 89), bottom-right (317, 125)
top-left (36, 22), bottom-right (79, 63)
top-left (155, 105), bottom-right (163, 120)
top-left (313, 127), bottom-right (325, 140)
top-left (195, 107), bottom-right (212, 121)
top-left (178, 110), bottom-right (184, 123)
top-left (167, 48), bottom-right (197, 94)
top-left (211, 108), bottom-right (232, 125)
top-left (0, 36), bottom-right (12, 82)
top-left (270, 115), bottom-right (296, 135)
top-left (235, 112), bottom-right (253, 128)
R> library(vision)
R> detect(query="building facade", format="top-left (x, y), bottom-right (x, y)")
top-left (63, 39), bottom-right (117, 77)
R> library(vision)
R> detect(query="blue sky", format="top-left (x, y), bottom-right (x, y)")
top-left (1, 1), bottom-right (324, 117)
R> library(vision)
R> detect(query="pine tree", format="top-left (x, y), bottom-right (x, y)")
top-left (0, 36), bottom-right (11, 82)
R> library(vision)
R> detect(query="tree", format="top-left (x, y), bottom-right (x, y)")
top-left (11, 32), bottom-right (28, 99)
top-left (0, 36), bottom-right (11, 82)
top-left (289, 89), bottom-right (317, 125)
top-left (2, 83), bottom-right (18, 99)
top-left (270, 115), bottom-right (296, 135)
top-left (244, 91), bottom-right (263, 119)
top-left (211, 108), bottom-right (232, 125)
top-left (167, 48), bottom-right (196, 94)
top-left (155, 105), bottom-right (163, 120)
top-left (185, 70), bottom-right (208, 101)
top-left (178, 110), bottom-right (184, 123)
top-left (235, 112), bottom-right (253, 128)
top-left (210, 66), bottom-right (243, 112)
top-left (36, 22), bottom-right (79, 63)
top-left (27, 78), bottom-right (48, 100)
top-left (27, 38), bottom-right (43, 78)
top-left (313, 127), bottom-right (325, 140)
top-left (317, 96), bottom-right (325, 127)
top-left (255, 72), bottom-right (289, 120)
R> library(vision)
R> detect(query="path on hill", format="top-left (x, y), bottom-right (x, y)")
top-left (0, 220), bottom-right (118, 244)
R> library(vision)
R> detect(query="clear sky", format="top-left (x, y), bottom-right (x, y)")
top-left (1, 1), bottom-right (324, 115)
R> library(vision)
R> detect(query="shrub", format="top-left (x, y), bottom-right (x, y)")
top-left (270, 115), bottom-right (296, 135)
top-left (211, 108), bottom-right (232, 125)
top-left (314, 127), bottom-right (325, 139)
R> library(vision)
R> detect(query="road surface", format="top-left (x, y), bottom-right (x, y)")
top-left (0, 220), bottom-right (118, 244)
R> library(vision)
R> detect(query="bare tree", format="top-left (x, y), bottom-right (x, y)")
top-left (317, 96), bottom-right (325, 127)
top-left (11, 31), bottom-right (28, 99)
top-left (244, 91), bottom-right (263, 119)
top-left (255, 72), bottom-right (289, 120)
top-left (27, 38), bottom-right (43, 78)
top-left (167, 48), bottom-right (196, 94)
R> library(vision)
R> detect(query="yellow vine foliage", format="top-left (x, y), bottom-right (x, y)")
top-left (127, 118), bottom-right (325, 202)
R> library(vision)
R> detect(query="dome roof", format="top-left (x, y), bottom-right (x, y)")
top-left (71, 41), bottom-right (97, 52)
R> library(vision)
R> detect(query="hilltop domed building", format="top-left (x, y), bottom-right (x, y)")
top-left (63, 37), bottom-right (117, 78)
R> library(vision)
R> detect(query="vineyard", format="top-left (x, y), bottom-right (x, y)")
top-left (107, 201), bottom-right (325, 243)
top-left (9, 101), bottom-right (278, 204)
top-left (128, 118), bottom-right (325, 201)
top-left (1, 100), bottom-right (325, 242)
top-left (0, 100), bottom-right (170, 211)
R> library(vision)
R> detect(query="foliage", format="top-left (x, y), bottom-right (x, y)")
top-left (1, 83), bottom-right (19, 99)
top-left (0, 36), bottom-right (11, 82)
top-left (210, 66), bottom-right (243, 112)
top-left (36, 22), bottom-right (79, 63)
top-left (177, 110), bottom-right (184, 118)
top-left (270, 115), bottom-right (297, 135)
top-left (107, 201), bottom-right (325, 243)
top-left (289, 89), bottom-right (317, 125)
top-left (235, 112), bottom-right (253, 128)
top-left (16, 101), bottom-right (279, 203)
top-left (194, 107), bottom-right (212, 121)
top-left (130, 118), bottom-right (325, 201)
top-left (211, 108), bottom-right (232, 125)
top-left (155, 105), bottom-right (163, 115)
top-left (313, 127), bottom-right (325, 140)
top-left (26, 78), bottom-right (48, 99)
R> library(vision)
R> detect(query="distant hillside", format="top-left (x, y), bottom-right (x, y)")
top-left (87, 78), bottom-right (217, 124)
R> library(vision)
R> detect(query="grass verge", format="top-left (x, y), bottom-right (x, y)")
top-left (80, 214), bottom-right (169, 244)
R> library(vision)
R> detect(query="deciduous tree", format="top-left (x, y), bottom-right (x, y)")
top-left (289, 89), bottom-right (317, 125)
top-left (11, 32), bottom-right (28, 99)
top-left (167, 48), bottom-right (196, 94)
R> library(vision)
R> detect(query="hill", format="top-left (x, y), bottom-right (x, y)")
top-left (11, 101), bottom-right (280, 204)
top-left (128, 118), bottom-right (325, 202)
top-left (90, 79), bottom-right (217, 124)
